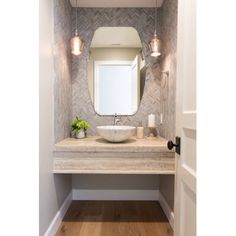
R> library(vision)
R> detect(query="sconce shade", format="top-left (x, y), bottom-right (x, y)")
top-left (70, 32), bottom-right (84, 56)
top-left (149, 35), bottom-right (161, 57)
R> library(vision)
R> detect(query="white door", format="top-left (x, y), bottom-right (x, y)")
top-left (174, 0), bottom-right (196, 235)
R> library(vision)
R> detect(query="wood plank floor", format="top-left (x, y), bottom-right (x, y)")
top-left (56, 201), bottom-right (173, 236)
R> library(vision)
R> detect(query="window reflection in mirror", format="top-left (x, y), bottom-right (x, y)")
top-left (88, 27), bottom-right (146, 116)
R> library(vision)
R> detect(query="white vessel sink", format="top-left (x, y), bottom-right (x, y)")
top-left (96, 125), bottom-right (136, 143)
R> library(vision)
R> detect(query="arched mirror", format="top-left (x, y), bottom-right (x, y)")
top-left (88, 27), bottom-right (146, 116)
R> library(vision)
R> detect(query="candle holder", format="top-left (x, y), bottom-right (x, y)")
top-left (148, 126), bottom-right (158, 137)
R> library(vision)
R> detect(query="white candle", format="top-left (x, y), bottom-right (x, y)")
top-left (148, 114), bottom-right (156, 127)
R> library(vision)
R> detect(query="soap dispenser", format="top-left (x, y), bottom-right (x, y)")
top-left (137, 122), bottom-right (144, 139)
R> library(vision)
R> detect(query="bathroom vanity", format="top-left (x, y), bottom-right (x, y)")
top-left (53, 136), bottom-right (175, 174)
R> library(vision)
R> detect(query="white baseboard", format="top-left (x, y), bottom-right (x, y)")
top-left (72, 189), bottom-right (159, 201)
top-left (44, 191), bottom-right (72, 236)
top-left (159, 191), bottom-right (174, 230)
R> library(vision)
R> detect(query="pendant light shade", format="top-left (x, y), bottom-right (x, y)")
top-left (71, 0), bottom-right (83, 56)
top-left (149, 34), bottom-right (161, 57)
top-left (71, 31), bottom-right (84, 56)
top-left (149, 0), bottom-right (161, 57)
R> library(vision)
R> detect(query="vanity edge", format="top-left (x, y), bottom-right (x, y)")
top-left (54, 136), bottom-right (174, 153)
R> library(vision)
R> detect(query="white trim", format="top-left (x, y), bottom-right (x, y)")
top-left (159, 191), bottom-right (175, 230)
top-left (44, 192), bottom-right (72, 236)
top-left (72, 189), bottom-right (159, 201)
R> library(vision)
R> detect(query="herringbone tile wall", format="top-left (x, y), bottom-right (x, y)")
top-left (54, 0), bottom-right (72, 142)
top-left (53, 4), bottom-right (177, 140)
top-left (71, 8), bottom-right (163, 135)
top-left (159, 0), bottom-right (178, 212)
top-left (159, 0), bottom-right (178, 141)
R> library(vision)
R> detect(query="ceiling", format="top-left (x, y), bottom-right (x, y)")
top-left (91, 27), bottom-right (142, 48)
top-left (70, 0), bottom-right (164, 8)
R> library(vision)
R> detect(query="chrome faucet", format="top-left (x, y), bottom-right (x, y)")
top-left (114, 113), bottom-right (121, 125)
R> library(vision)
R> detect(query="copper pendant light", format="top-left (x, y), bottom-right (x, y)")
top-left (71, 0), bottom-right (84, 56)
top-left (149, 0), bottom-right (161, 57)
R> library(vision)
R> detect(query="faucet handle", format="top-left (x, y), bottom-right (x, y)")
top-left (115, 119), bottom-right (121, 125)
top-left (114, 113), bottom-right (121, 125)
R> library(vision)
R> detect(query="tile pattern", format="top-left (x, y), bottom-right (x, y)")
top-left (159, 0), bottom-right (178, 140)
top-left (53, 4), bottom-right (177, 141)
top-left (159, 0), bottom-right (178, 213)
top-left (71, 8), bottom-right (163, 135)
top-left (54, 0), bottom-right (72, 142)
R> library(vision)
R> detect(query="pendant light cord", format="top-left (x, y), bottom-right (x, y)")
top-left (76, 0), bottom-right (78, 34)
top-left (154, 0), bottom-right (157, 36)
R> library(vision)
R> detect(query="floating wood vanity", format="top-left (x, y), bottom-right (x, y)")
top-left (53, 136), bottom-right (175, 174)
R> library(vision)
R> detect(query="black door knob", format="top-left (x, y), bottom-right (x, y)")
top-left (167, 137), bottom-right (181, 155)
top-left (167, 140), bottom-right (175, 150)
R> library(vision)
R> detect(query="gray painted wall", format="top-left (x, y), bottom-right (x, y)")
top-left (39, 0), bottom-right (72, 235)
top-left (73, 174), bottom-right (160, 190)
top-left (159, 0), bottom-right (178, 211)
top-left (159, 0), bottom-right (178, 141)
top-left (160, 175), bottom-right (175, 210)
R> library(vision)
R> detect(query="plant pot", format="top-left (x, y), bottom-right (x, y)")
top-left (75, 129), bottom-right (85, 139)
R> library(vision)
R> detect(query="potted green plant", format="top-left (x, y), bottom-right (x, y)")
top-left (71, 117), bottom-right (90, 139)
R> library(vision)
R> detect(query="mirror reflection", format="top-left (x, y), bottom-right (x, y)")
top-left (88, 27), bottom-right (146, 115)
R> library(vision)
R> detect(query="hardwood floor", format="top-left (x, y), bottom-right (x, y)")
top-left (56, 201), bottom-right (173, 236)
